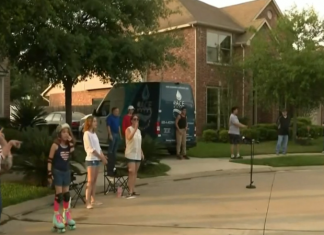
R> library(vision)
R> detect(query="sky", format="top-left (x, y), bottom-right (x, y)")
top-left (201, 0), bottom-right (324, 16)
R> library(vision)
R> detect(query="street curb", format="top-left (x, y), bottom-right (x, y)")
top-left (1, 165), bottom-right (324, 223)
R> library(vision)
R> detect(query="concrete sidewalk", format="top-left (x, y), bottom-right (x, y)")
top-left (2, 168), bottom-right (324, 234)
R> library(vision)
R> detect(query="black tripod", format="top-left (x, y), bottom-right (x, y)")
top-left (245, 138), bottom-right (256, 189)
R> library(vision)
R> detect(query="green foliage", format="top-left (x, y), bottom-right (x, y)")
top-left (256, 127), bottom-right (268, 141)
top-left (202, 129), bottom-right (218, 142)
top-left (239, 116), bottom-right (249, 125)
top-left (10, 100), bottom-right (47, 131)
top-left (0, 117), bottom-right (10, 128)
top-left (295, 117), bottom-right (312, 126)
top-left (3, 0), bottom-right (184, 124)
top-left (202, 123), bottom-right (218, 131)
top-left (267, 129), bottom-right (279, 140)
top-left (241, 128), bottom-right (259, 140)
top-left (141, 135), bottom-right (164, 166)
top-left (1, 182), bottom-right (53, 207)
top-left (218, 130), bottom-right (229, 143)
top-left (254, 123), bottom-right (277, 130)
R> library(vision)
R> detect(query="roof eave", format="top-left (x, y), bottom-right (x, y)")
top-left (253, 0), bottom-right (283, 21)
top-left (192, 21), bottom-right (245, 33)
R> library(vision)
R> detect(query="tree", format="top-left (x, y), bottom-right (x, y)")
top-left (244, 6), bottom-right (324, 139)
top-left (5, 0), bottom-right (183, 124)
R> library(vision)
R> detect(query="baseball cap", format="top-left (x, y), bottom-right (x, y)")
top-left (56, 123), bottom-right (71, 133)
top-left (128, 105), bottom-right (135, 110)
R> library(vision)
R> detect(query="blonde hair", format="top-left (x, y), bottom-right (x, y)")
top-left (83, 116), bottom-right (95, 133)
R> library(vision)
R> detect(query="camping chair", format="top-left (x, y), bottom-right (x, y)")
top-left (104, 165), bottom-right (129, 196)
top-left (69, 171), bottom-right (88, 208)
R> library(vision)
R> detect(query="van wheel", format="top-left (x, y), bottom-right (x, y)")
top-left (168, 149), bottom-right (177, 155)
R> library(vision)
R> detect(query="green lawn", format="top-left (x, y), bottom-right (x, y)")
top-left (231, 155), bottom-right (324, 167)
top-left (2, 183), bottom-right (53, 207)
top-left (187, 138), bottom-right (324, 158)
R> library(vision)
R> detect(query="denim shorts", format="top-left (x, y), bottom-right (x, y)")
top-left (53, 169), bottom-right (71, 187)
top-left (85, 160), bottom-right (101, 167)
top-left (127, 159), bottom-right (141, 163)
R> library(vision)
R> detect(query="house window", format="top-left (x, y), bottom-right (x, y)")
top-left (0, 78), bottom-right (3, 117)
top-left (206, 31), bottom-right (232, 64)
top-left (206, 87), bottom-right (228, 129)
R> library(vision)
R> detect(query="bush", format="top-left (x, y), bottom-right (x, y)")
top-left (241, 128), bottom-right (259, 140)
top-left (11, 100), bottom-right (47, 131)
top-left (254, 123), bottom-right (277, 130)
top-left (267, 129), bottom-right (278, 140)
top-left (256, 127), bottom-right (268, 141)
top-left (2, 182), bottom-right (52, 207)
top-left (296, 117), bottom-right (312, 126)
top-left (202, 129), bottom-right (218, 142)
top-left (202, 123), bottom-right (218, 131)
top-left (219, 130), bottom-right (229, 143)
top-left (239, 116), bottom-right (249, 125)
top-left (0, 117), bottom-right (10, 128)
top-left (140, 135), bottom-right (164, 168)
top-left (2, 128), bottom-right (21, 141)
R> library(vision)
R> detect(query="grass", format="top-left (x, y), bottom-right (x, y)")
top-left (2, 182), bottom-right (53, 207)
top-left (187, 138), bottom-right (324, 158)
top-left (231, 155), bottom-right (324, 167)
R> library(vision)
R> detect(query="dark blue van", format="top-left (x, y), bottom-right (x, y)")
top-left (91, 82), bottom-right (196, 154)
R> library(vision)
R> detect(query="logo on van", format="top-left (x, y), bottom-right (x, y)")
top-left (137, 85), bottom-right (152, 130)
top-left (173, 90), bottom-right (185, 118)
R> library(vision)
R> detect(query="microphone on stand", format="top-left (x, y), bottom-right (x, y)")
top-left (242, 136), bottom-right (256, 189)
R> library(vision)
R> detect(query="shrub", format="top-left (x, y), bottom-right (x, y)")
top-left (2, 128), bottom-right (21, 141)
top-left (202, 129), bottom-right (218, 142)
top-left (202, 123), bottom-right (218, 131)
top-left (0, 117), bottom-right (10, 128)
top-left (241, 128), bottom-right (259, 140)
top-left (254, 123), bottom-right (277, 130)
top-left (267, 129), bottom-right (278, 140)
top-left (219, 130), bottom-right (229, 142)
top-left (296, 117), bottom-right (312, 126)
top-left (141, 135), bottom-right (164, 168)
top-left (311, 125), bottom-right (323, 138)
top-left (256, 127), bottom-right (268, 141)
top-left (239, 116), bottom-right (249, 125)
top-left (11, 100), bottom-right (47, 131)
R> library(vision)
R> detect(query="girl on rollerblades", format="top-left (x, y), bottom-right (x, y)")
top-left (83, 116), bottom-right (107, 209)
top-left (47, 124), bottom-right (76, 232)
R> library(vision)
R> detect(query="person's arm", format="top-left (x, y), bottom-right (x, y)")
top-left (119, 126), bottom-right (122, 139)
top-left (83, 131), bottom-right (101, 158)
top-left (125, 127), bottom-right (137, 141)
top-left (47, 144), bottom-right (57, 178)
top-left (175, 115), bottom-right (181, 131)
top-left (122, 116), bottom-right (127, 134)
top-left (233, 117), bottom-right (246, 128)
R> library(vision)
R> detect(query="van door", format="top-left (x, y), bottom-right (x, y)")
top-left (159, 83), bottom-right (196, 151)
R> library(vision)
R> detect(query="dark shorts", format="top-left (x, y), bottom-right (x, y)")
top-left (127, 159), bottom-right (141, 164)
top-left (229, 134), bottom-right (241, 145)
top-left (85, 160), bottom-right (101, 167)
top-left (53, 169), bottom-right (71, 187)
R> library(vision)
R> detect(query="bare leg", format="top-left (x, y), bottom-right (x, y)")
top-left (134, 162), bottom-right (141, 193)
top-left (91, 166), bottom-right (100, 203)
top-left (86, 167), bottom-right (96, 208)
top-left (128, 163), bottom-right (136, 194)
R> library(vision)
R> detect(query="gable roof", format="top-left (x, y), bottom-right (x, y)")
top-left (235, 19), bottom-right (271, 44)
top-left (159, 0), bottom-right (244, 33)
top-left (221, 0), bottom-right (270, 28)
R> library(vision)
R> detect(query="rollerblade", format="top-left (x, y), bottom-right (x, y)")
top-left (63, 209), bottom-right (76, 230)
top-left (52, 213), bottom-right (65, 233)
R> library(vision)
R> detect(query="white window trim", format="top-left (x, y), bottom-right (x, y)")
top-left (206, 30), bottom-right (233, 65)
top-left (206, 86), bottom-right (221, 128)
top-left (0, 77), bottom-right (4, 117)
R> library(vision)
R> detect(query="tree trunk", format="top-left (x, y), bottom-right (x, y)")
top-left (63, 79), bottom-right (73, 125)
top-left (292, 106), bottom-right (297, 142)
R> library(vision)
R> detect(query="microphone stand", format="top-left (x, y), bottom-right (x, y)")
top-left (246, 139), bottom-right (256, 189)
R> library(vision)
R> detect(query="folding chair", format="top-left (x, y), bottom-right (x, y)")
top-left (70, 171), bottom-right (88, 208)
top-left (104, 165), bottom-right (129, 196)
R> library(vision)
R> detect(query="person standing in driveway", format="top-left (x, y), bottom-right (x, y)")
top-left (106, 107), bottom-right (122, 176)
top-left (276, 109), bottom-right (290, 155)
top-left (175, 107), bottom-right (189, 160)
top-left (228, 107), bottom-right (247, 159)
top-left (122, 105), bottom-right (135, 135)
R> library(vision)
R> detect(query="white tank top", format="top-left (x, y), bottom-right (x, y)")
top-left (125, 126), bottom-right (142, 160)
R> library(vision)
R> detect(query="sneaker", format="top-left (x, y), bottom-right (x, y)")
top-left (132, 192), bottom-right (140, 196)
top-left (126, 194), bottom-right (136, 199)
top-left (86, 204), bottom-right (93, 209)
top-left (230, 154), bottom-right (235, 159)
top-left (91, 201), bottom-right (103, 206)
top-left (183, 155), bottom-right (190, 160)
top-left (236, 154), bottom-right (242, 159)
top-left (177, 155), bottom-right (182, 160)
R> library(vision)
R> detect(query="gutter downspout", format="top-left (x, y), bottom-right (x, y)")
top-left (241, 44), bottom-right (245, 117)
top-left (193, 24), bottom-right (196, 111)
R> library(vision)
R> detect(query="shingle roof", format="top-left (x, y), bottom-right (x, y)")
top-left (235, 19), bottom-right (267, 44)
top-left (159, 0), bottom-right (244, 33)
top-left (221, 0), bottom-right (270, 28)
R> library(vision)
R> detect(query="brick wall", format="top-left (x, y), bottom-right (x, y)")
top-left (49, 89), bottom-right (109, 106)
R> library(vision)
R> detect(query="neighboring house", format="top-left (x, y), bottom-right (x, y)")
top-left (41, 76), bottom-right (112, 107)
top-left (146, 0), bottom-right (282, 134)
top-left (0, 60), bottom-right (10, 118)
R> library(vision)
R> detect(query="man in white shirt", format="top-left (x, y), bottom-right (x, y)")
top-left (228, 107), bottom-right (247, 159)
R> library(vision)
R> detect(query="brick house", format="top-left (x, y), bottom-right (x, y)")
top-left (146, 0), bottom-right (282, 135)
top-left (41, 76), bottom-right (112, 107)
top-left (0, 60), bottom-right (10, 118)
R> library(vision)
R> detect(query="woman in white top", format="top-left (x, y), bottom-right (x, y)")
top-left (83, 116), bottom-right (107, 209)
top-left (125, 114), bottom-right (144, 199)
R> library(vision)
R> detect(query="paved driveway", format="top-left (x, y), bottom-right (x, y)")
top-left (2, 169), bottom-right (324, 235)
